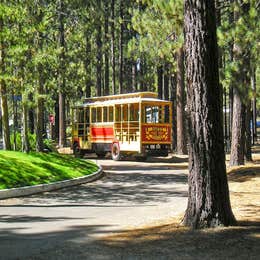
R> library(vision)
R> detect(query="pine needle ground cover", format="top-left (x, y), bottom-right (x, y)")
top-left (0, 151), bottom-right (98, 190)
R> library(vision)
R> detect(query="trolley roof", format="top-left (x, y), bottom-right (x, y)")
top-left (74, 92), bottom-right (171, 108)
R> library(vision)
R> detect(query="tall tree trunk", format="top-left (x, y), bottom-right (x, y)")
top-left (111, 0), bottom-right (116, 95)
top-left (244, 46), bottom-right (252, 161)
top-left (251, 67), bottom-right (257, 143)
top-left (132, 61), bottom-right (137, 92)
top-left (119, 0), bottom-right (124, 94)
top-left (230, 1), bottom-right (250, 166)
top-left (163, 63), bottom-right (169, 100)
top-left (0, 77), bottom-right (11, 150)
top-left (96, 0), bottom-right (102, 97)
top-left (34, 1), bottom-right (45, 152)
top-left (58, 92), bottom-right (65, 147)
top-left (183, 0), bottom-right (236, 228)
top-left (171, 74), bottom-right (177, 151)
top-left (58, 0), bottom-right (66, 147)
top-left (223, 87), bottom-right (229, 151)
top-left (104, 1), bottom-right (110, 96)
top-left (28, 93), bottom-right (34, 134)
top-left (216, 0), bottom-right (226, 150)
top-left (140, 57), bottom-right (147, 91)
top-left (85, 28), bottom-right (92, 97)
top-left (12, 92), bottom-right (18, 150)
top-left (176, 47), bottom-right (187, 154)
top-left (54, 98), bottom-right (59, 141)
top-left (230, 87), bottom-right (245, 166)
top-left (0, 17), bottom-right (11, 150)
top-left (36, 55), bottom-right (44, 152)
top-left (157, 64), bottom-right (163, 99)
top-left (228, 0), bottom-right (234, 146)
top-left (245, 101), bottom-right (252, 161)
top-left (84, 30), bottom-right (91, 98)
top-left (22, 99), bottom-right (30, 153)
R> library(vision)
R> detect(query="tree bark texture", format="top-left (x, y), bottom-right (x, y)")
top-left (157, 65), bottom-right (163, 99)
top-left (111, 0), bottom-right (116, 95)
top-left (96, 5), bottom-right (102, 97)
top-left (28, 93), bottom-right (35, 134)
top-left (176, 47), bottom-right (187, 155)
top-left (228, 0), bottom-right (234, 146)
top-left (104, 1), bottom-right (110, 96)
top-left (163, 63), bottom-right (169, 100)
top-left (119, 0), bottom-right (124, 94)
top-left (183, 0), bottom-right (236, 228)
top-left (170, 74), bottom-right (177, 151)
top-left (0, 79), bottom-right (11, 150)
top-left (85, 31), bottom-right (91, 98)
top-left (140, 57), bottom-right (147, 91)
top-left (245, 101), bottom-right (252, 161)
top-left (58, 0), bottom-right (66, 147)
top-left (22, 100), bottom-right (30, 153)
top-left (230, 1), bottom-right (250, 166)
top-left (0, 18), bottom-right (11, 150)
top-left (251, 68), bottom-right (257, 143)
top-left (54, 98), bottom-right (59, 141)
top-left (230, 88), bottom-right (245, 166)
top-left (36, 61), bottom-right (44, 152)
top-left (12, 92), bottom-right (18, 150)
top-left (59, 92), bottom-right (66, 147)
top-left (132, 62), bottom-right (137, 92)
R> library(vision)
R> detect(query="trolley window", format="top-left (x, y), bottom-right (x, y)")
top-left (115, 105), bottom-right (121, 122)
top-left (129, 104), bottom-right (139, 121)
top-left (78, 108), bottom-right (84, 123)
top-left (103, 107), bottom-right (108, 122)
top-left (108, 107), bottom-right (113, 122)
top-left (91, 108), bottom-right (96, 123)
top-left (143, 105), bottom-right (170, 123)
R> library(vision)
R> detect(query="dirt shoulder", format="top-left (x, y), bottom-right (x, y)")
top-left (98, 155), bottom-right (260, 260)
top-left (228, 166), bottom-right (260, 225)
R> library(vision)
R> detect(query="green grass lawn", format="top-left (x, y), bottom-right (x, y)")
top-left (0, 151), bottom-right (99, 190)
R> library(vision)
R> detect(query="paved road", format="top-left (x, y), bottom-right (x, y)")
top-left (0, 156), bottom-right (188, 260)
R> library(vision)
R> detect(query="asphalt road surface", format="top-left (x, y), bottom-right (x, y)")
top-left (0, 156), bottom-right (188, 260)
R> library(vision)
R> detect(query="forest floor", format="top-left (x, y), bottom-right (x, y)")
top-left (95, 152), bottom-right (260, 259)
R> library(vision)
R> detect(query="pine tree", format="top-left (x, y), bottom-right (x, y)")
top-left (183, 0), bottom-right (236, 228)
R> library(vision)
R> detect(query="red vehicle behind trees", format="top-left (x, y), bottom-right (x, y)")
top-left (71, 92), bottom-right (172, 160)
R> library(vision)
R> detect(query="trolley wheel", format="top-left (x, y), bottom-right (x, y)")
top-left (111, 143), bottom-right (121, 161)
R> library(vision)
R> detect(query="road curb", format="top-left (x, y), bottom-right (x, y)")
top-left (0, 165), bottom-right (103, 199)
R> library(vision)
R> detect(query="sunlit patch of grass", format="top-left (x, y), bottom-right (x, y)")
top-left (0, 151), bottom-right (98, 189)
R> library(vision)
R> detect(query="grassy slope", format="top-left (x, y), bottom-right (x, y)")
top-left (0, 151), bottom-right (99, 190)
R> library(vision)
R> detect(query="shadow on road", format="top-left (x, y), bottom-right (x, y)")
top-left (0, 214), bottom-right (84, 223)
top-left (0, 222), bottom-right (115, 260)
top-left (228, 166), bottom-right (260, 182)
top-left (6, 171), bottom-right (187, 206)
top-left (0, 216), bottom-right (259, 260)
